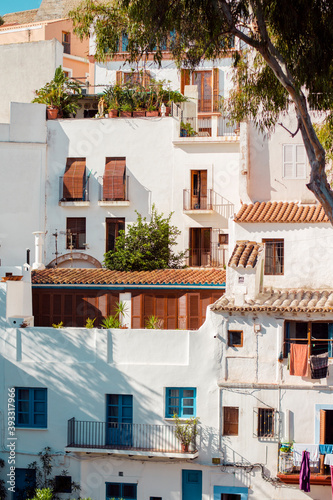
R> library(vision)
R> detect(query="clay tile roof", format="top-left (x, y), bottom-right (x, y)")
top-left (234, 202), bottom-right (329, 223)
top-left (211, 289), bottom-right (333, 313)
top-left (2, 9), bottom-right (38, 26)
top-left (228, 241), bottom-right (264, 269)
top-left (31, 268), bottom-right (226, 286)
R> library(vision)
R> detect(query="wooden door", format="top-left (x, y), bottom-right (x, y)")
top-left (191, 170), bottom-right (207, 209)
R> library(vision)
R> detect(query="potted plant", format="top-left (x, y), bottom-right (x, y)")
top-left (173, 414), bottom-right (199, 452)
top-left (107, 98), bottom-right (119, 118)
top-left (180, 121), bottom-right (197, 137)
top-left (32, 66), bottom-right (82, 119)
top-left (119, 102), bottom-right (133, 117)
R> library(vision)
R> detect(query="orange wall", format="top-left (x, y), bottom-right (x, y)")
top-left (45, 19), bottom-right (88, 59)
top-left (63, 55), bottom-right (89, 81)
top-left (0, 23), bottom-right (46, 44)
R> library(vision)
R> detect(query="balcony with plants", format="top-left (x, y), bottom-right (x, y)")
top-left (66, 415), bottom-right (199, 459)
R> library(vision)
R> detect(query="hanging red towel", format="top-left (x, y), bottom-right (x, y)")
top-left (290, 344), bottom-right (308, 376)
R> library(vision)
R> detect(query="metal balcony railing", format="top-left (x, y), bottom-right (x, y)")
top-left (67, 418), bottom-right (197, 454)
top-left (59, 176), bottom-right (90, 202)
top-left (217, 116), bottom-right (238, 136)
top-left (187, 243), bottom-right (225, 267)
top-left (183, 189), bottom-right (234, 218)
top-left (179, 117), bottom-right (238, 137)
top-left (98, 175), bottom-right (129, 201)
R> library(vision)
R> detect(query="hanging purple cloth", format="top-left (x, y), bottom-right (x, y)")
top-left (299, 450), bottom-right (310, 492)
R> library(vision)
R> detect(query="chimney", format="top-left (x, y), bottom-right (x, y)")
top-left (32, 231), bottom-right (45, 270)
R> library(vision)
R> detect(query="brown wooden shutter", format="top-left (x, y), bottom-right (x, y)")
top-left (64, 294), bottom-right (73, 326)
top-left (178, 294), bottom-right (187, 329)
top-left (320, 409), bottom-right (327, 444)
top-left (201, 293), bottom-right (211, 327)
top-left (63, 158), bottom-right (86, 200)
top-left (103, 157), bottom-right (126, 200)
top-left (180, 69), bottom-right (190, 95)
top-left (98, 293), bottom-right (108, 322)
top-left (213, 68), bottom-right (219, 112)
top-left (116, 71), bottom-right (123, 84)
top-left (223, 407), bottom-right (239, 436)
top-left (41, 293), bottom-right (51, 326)
top-left (188, 293), bottom-right (200, 330)
top-left (142, 70), bottom-right (151, 88)
top-left (132, 293), bottom-right (142, 328)
top-left (166, 295), bottom-right (177, 329)
top-left (75, 294), bottom-right (85, 327)
top-left (144, 294), bottom-right (154, 325)
top-left (156, 295), bottom-right (165, 328)
top-left (108, 293), bottom-right (119, 317)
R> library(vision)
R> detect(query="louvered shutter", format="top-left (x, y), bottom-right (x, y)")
top-left (63, 158), bottom-right (86, 200)
top-left (200, 170), bottom-right (208, 209)
top-left (178, 294), bottom-right (187, 329)
top-left (213, 68), bottom-right (219, 111)
top-left (64, 294), bottom-right (73, 326)
top-left (116, 71), bottom-right (123, 84)
top-left (41, 293), bottom-right (51, 326)
top-left (166, 295), bottom-right (177, 329)
top-left (144, 295), bottom-right (154, 326)
top-left (201, 293), bottom-right (211, 326)
top-left (180, 69), bottom-right (190, 95)
top-left (296, 145), bottom-right (306, 178)
top-left (156, 295), bottom-right (165, 328)
top-left (103, 157), bottom-right (126, 200)
top-left (188, 293), bottom-right (200, 330)
top-left (132, 294), bottom-right (142, 328)
top-left (283, 145), bottom-right (294, 178)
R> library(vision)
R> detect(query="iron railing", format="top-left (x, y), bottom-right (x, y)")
top-left (67, 418), bottom-right (197, 454)
top-left (179, 116), bottom-right (238, 137)
top-left (183, 189), bottom-right (234, 218)
top-left (217, 117), bottom-right (238, 136)
top-left (187, 243), bottom-right (225, 267)
top-left (98, 175), bottom-right (129, 201)
top-left (59, 176), bottom-right (90, 202)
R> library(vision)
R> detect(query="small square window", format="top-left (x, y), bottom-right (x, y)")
top-left (16, 388), bottom-right (47, 428)
top-left (165, 388), bottom-right (196, 418)
top-left (219, 234), bottom-right (229, 245)
top-left (223, 407), bottom-right (239, 436)
top-left (54, 476), bottom-right (72, 493)
top-left (228, 330), bottom-right (243, 347)
top-left (263, 239), bottom-right (284, 275)
top-left (67, 218), bottom-right (86, 250)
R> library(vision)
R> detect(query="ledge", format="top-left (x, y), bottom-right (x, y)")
top-left (59, 201), bottom-right (90, 207)
top-left (173, 136), bottom-right (239, 146)
top-left (66, 446), bottom-right (198, 460)
top-left (98, 201), bottom-right (130, 207)
top-left (277, 473), bottom-right (331, 486)
top-left (184, 209), bottom-right (215, 215)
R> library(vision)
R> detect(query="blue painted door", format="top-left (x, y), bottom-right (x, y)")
top-left (182, 470), bottom-right (202, 500)
top-left (13, 468), bottom-right (36, 500)
top-left (106, 394), bottom-right (133, 447)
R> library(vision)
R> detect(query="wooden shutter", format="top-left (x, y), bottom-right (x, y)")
top-left (166, 295), bottom-right (177, 329)
top-left (108, 293), bottom-right (118, 317)
top-left (223, 407), bottom-right (239, 436)
top-left (132, 293), bottom-right (142, 328)
top-left (103, 157), bottom-right (126, 200)
top-left (63, 158), bottom-right (86, 200)
top-left (98, 293), bottom-right (108, 322)
top-left (64, 294), bottom-right (73, 326)
top-left (180, 69), bottom-right (190, 95)
top-left (142, 70), bottom-right (151, 88)
top-left (75, 294), bottom-right (85, 327)
top-left (41, 293), bottom-right (51, 326)
top-left (144, 294), bottom-right (154, 326)
top-left (156, 295), bottom-right (165, 328)
top-left (116, 71), bottom-right (123, 84)
top-left (320, 409), bottom-right (327, 444)
top-left (188, 293), bottom-right (200, 330)
top-left (201, 293), bottom-right (211, 326)
top-left (213, 68), bottom-right (219, 111)
top-left (178, 294), bottom-right (187, 329)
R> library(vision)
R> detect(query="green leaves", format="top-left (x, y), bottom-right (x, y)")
top-left (104, 205), bottom-right (186, 271)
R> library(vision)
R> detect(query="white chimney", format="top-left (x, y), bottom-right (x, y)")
top-left (32, 231), bottom-right (45, 270)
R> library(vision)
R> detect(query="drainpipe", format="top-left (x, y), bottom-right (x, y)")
top-left (32, 231), bottom-right (45, 270)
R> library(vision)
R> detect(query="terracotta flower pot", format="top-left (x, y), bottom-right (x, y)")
top-left (108, 109), bottom-right (118, 118)
top-left (120, 111), bottom-right (132, 118)
top-left (133, 110), bottom-right (146, 117)
top-left (181, 443), bottom-right (189, 452)
top-left (47, 107), bottom-right (59, 120)
top-left (146, 110), bottom-right (159, 117)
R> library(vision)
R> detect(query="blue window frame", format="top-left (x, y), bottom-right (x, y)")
top-left (16, 388), bottom-right (47, 428)
top-left (106, 482), bottom-right (137, 500)
top-left (165, 388), bottom-right (196, 418)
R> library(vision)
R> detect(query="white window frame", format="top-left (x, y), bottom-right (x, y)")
top-left (283, 144), bottom-right (307, 179)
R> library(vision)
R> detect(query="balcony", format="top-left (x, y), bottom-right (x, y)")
top-left (59, 176), bottom-right (90, 206)
top-left (66, 418), bottom-right (198, 459)
top-left (176, 116), bottom-right (239, 142)
top-left (277, 450), bottom-right (331, 486)
top-left (183, 189), bottom-right (234, 217)
top-left (187, 243), bottom-right (226, 268)
top-left (98, 175), bottom-right (130, 206)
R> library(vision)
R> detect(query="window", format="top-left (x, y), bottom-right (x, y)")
top-left (284, 321), bottom-right (333, 357)
top-left (62, 158), bottom-right (87, 201)
top-left (257, 408), bottom-right (275, 438)
top-left (54, 476), bottom-right (72, 493)
top-left (219, 233), bottom-right (229, 245)
top-left (106, 482), bottom-right (137, 500)
top-left (117, 70), bottom-right (151, 88)
top-left (62, 32), bottom-right (70, 54)
top-left (67, 218), bottom-right (86, 250)
top-left (228, 330), bottom-right (243, 347)
top-left (103, 158), bottom-right (127, 201)
top-left (190, 170), bottom-right (208, 209)
top-left (16, 388), bottom-right (47, 428)
top-left (189, 228), bottom-right (212, 266)
top-left (181, 69), bottom-right (219, 113)
top-left (106, 218), bottom-right (125, 252)
top-left (283, 144), bottom-right (306, 179)
top-left (263, 239), bottom-right (284, 275)
top-left (223, 407), bottom-right (239, 436)
top-left (165, 388), bottom-right (196, 418)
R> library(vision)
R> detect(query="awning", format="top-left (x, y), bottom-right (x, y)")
top-left (103, 157), bottom-right (126, 200)
top-left (63, 158), bottom-right (86, 200)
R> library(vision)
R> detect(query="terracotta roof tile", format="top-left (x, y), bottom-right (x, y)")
top-left (234, 202), bottom-right (329, 223)
top-left (212, 289), bottom-right (333, 313)
top-left (228, 241), bottom-right (264, 269)
top-left (32, 268), bottom-right (226, 286)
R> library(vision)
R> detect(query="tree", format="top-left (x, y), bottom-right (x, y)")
top-left (104, 206), bottom-right (186, 271)
top-left (70, 0), bottom-right (333, 222)
top-left (0, 16), bottom-right (4, 27)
